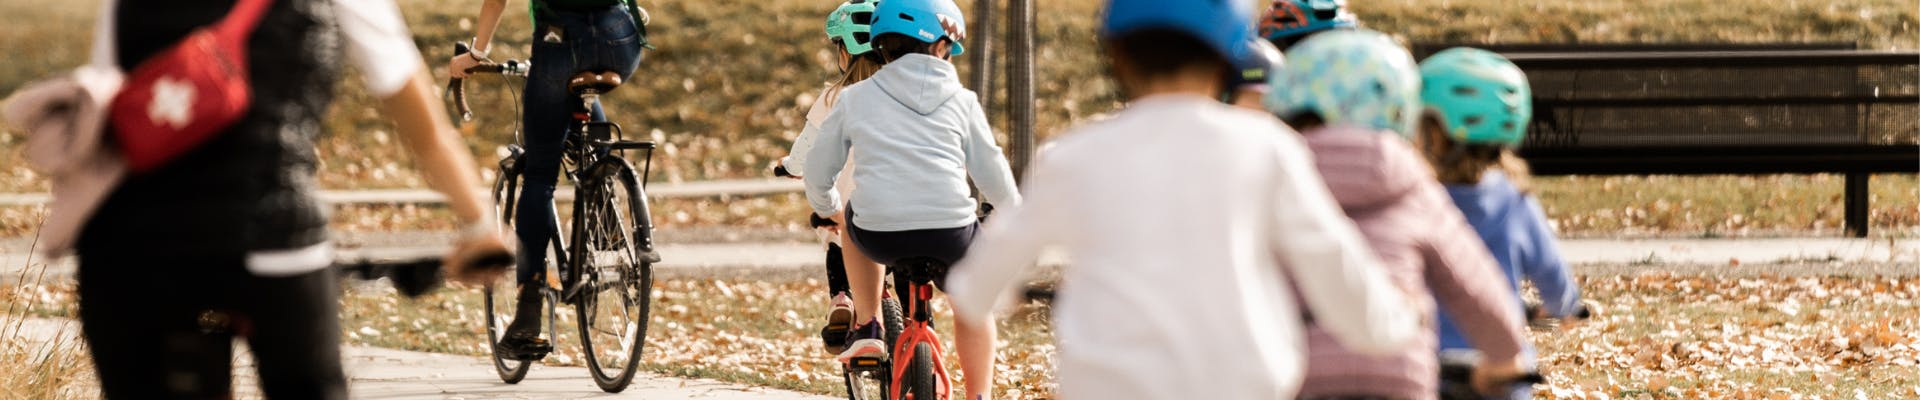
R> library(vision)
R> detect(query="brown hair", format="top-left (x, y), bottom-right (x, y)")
top-left (823, 54), bottom-right (884, 107)
top-left (1418, 114), bottom-right (1534, 192)
top-left (1102, 28), bottom-right (1231, 83)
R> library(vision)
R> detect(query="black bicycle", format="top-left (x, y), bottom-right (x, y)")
top-left (450, 42), bottom-right (661, 393)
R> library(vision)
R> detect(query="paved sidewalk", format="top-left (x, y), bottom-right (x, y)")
top-left (4, 317), bottom-right (833, 400)
top-left (3, 234), bottom-right (1913, 282)
top-left (340, 346), bottom-right (831, 400)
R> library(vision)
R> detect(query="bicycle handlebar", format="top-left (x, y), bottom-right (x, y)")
top-left (336, 251), bottom-right (514, 298)
top-left (449, 42), bottom-right (529, 122)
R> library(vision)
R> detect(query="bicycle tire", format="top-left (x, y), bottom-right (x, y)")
top-left (904, 342), bottom-right (939, 400)
top-left (842, 297), bottom-right (904, 400)
top-left (484, 168), bottom-right (533, 383)
top-left (573, 158), bottom-right (655, 393)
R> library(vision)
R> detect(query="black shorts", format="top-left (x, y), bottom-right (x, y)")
top-left (844, 208), bottom-right (979, 290)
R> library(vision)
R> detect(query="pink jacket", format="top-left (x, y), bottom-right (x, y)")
top-left (1296, 128), bottom-right (1528, 400)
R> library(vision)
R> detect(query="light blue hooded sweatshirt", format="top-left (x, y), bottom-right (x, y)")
top-left (804, 53), bottom-right (1021, 231)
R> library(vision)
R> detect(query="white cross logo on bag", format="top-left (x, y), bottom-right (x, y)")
top-left (148, 76), bottom-right (195, 130)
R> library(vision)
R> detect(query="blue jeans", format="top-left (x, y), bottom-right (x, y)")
top-left (516, 5), bottom-right (644, 283)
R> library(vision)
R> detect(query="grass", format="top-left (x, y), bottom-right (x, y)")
top-left (1, 0), bottom-right (1916, 238)
top-left (0, 259), bottom-right (93, 399)
top-left (1534, 272), bottom-right (1920, 398)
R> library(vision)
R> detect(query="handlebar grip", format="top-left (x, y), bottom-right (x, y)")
top-left (809, 213), bottom-right (837, 229)
top-left (469, 251), bottom-right (516, 273)
top-left (450, 77), bottom-right (472, 122)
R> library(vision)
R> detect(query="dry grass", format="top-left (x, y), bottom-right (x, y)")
top-left (0, 258), bottom-right (94, 399)
top-left (1, 0), bottom-right (1913, 188)
top-left (1535, 272), bottom-right (1920, 398)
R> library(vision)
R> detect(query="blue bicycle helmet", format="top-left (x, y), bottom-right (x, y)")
top-left (826, 0), bottom-right (881, 56)
top-left (1231, 38), bottom-right (1285, 89)
top-left (1258, 0), bottom-right (1358, 45)
top-left (870, 0), bottom-right (966, 56)
top-left (1101, 0), bottom-right (1256, 66)
top-left (1265, 29), bottom-right (1421, 138)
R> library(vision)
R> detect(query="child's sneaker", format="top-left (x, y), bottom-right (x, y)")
top-left (819, 292), bottom-right (855, 354)
top-left (835, 317), bottom-right (889, 363)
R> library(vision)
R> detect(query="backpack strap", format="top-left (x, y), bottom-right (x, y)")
top-left (216, 0), bottom-right (277, 41)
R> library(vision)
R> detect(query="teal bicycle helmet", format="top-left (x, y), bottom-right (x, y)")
top-left (870, 0), bottom-right (966, 56)
top-left (1258, 0), bottom-right (1358, 46)
top-left (826, 0), bottom-right (880, 56)
top-left (1420, 47), bottom-right (1532, 146)
top-left (1265, 29), bottom-right (1421, 138)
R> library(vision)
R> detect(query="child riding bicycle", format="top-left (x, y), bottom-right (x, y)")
top-left (776, 0), bottom-right (889, 355)
top-left (1266, 29), bottom-right (1533, 399)
top-left (447, 0), bottom-right (651, 360)
top-left (1416, 47), bottom-right (1589, 400)
top-left (801, 0), bottom-right (1018, 398)
top-left (945, 1), bottom-right (1421, 398)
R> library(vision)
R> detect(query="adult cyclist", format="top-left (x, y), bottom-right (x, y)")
top-left (447, 0), bottom-right (652, 360)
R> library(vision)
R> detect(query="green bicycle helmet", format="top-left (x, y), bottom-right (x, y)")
top-left (1419, 47), bottom-right (1532, 146)
top-left (826, 0), bottom-right (881, 56)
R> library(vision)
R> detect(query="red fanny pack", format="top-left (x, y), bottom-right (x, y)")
top-left (108, 0), bottom-right (274, 173)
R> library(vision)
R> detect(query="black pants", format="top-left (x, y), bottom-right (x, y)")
top-left (78, 253), bottom-right (347, 400)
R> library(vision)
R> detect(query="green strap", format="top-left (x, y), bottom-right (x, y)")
top-left (526, 0), bottom-right (651, 49)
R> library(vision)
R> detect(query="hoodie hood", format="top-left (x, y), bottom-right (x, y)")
top-left (873, 53), bottom-right (966, 115)
top-left (1445, 169), bottom-right (1521, 223)
top-left (1303, 126), bottom-right (1429, 213)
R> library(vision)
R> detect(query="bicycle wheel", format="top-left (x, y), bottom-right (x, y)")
top-left (842, 297), bottom-right (904, 400)
top-left (573, 159), bottom-right (655, 393)
top-left (902, 342), bottom-right (939, 400)
top-left (482, 164), bottom-right (535, 383)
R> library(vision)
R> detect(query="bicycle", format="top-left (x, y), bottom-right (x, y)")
top-left (449, 42), bottom-right (662, 393)
top-left (779, 168), bottom-right (908, 400)
top-left (810, 212), bottom-right (988, 400)
top-left (1436, 302), bottom-right (1591, 400)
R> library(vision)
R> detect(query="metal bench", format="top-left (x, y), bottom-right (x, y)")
top-left (1413, 43), bottom-right (1920, 237)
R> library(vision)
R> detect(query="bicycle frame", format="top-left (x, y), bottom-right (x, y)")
top-left (889, 260), bottom-right (954, 400)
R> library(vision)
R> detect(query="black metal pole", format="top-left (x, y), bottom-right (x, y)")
top-left (969, 0), bottom-right (996, 111)
top-left (1845, 172), bottom-right (1870, 237)
top-left (1006, 0), bottom-right (1034, 181)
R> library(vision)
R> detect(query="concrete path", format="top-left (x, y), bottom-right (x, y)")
top-left (0, 179), bottom-right (804, 206)
top-left (5, 233), bottom-right (1912, 279)
top-left (340, 346), bottom-right (830, 400)
top-left (5, 317), bottom-right (833, 400)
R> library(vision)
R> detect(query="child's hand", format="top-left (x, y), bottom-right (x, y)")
top-left (810, 212), bottom-right (842, 234)
top-left (1470, 357), bottom-right (1530, 397)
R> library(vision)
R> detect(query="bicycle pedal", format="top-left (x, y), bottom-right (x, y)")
top-left (844, 356), bottom-right (888, 372)
top-left (820, 326), bottom-right (851, 354)
top-left (495, 339), bottom-right (554, 361)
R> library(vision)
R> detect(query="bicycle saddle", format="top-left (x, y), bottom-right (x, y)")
top-left (568, 71), bottom-right (624, 94)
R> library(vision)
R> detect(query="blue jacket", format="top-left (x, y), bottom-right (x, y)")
top-left (1434, 171), bottom-right (1581, 351)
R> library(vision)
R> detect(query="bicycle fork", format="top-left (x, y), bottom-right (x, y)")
top-left (890, 281), bottom-right (953, 400)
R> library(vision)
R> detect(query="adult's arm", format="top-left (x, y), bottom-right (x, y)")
top-left (342, 0), bottom-right (512, 283)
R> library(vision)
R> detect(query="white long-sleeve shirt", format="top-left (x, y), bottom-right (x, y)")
top-left (945, 95), bottom-right (1419, 400)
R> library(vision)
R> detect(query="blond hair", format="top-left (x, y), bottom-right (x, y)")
top-left (822, 55), bottom-right (884, 107)
top-left (1419, 115), bottom-right (1534, 193)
